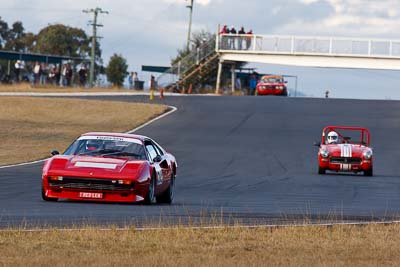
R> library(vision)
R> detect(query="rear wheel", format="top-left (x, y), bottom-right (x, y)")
top-left (364, 168), bottom-right (373, 177)
top-left (144, 174), bottom-right (156, 205)
top-left (318, 166), bottom-right (326, 175)
top-left (41, 186), bottom-right (58, 201)
top-left (156, 174), bottom-right (175, 204)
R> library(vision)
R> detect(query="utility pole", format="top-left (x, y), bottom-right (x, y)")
top-left (83, 7), bottom-right (109, 87)
top-left (186, 0), bottom-right (194, 51)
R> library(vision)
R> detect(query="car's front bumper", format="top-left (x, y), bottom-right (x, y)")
top-left (319, 157), bottom-right (372, 172)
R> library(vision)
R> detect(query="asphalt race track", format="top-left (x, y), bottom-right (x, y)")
top-left (1, 95), bottom-right (400, 228)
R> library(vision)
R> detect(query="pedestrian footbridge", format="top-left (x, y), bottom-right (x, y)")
top-left (217, 34), bottom-right (400, 70)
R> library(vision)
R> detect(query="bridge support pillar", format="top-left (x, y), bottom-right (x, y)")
top-left (215, 59), bottom-right (223, 94)
top-left (231, 64), bottom-right (235, 93)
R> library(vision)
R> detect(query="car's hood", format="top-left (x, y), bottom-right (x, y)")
top-left (45, 155), bottom-right (144, 177)
top-left (324, 144), bottom-right (368, 157)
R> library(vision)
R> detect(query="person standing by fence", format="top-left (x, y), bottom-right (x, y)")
top-left (238, 26), bottom-right (245, 50)
top-left (33, 61), bottom-right (41, 85)
top-left (246, 29), bottom-right (253, 50)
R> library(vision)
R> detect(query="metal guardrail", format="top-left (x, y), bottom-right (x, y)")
top-left (157, 36), bottom-right (216, 88)
top-left (217, 34), bottom-right (400, 58)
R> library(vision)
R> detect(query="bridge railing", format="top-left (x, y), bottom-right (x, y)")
top-left (157, 36), bottom-right (216, 88)
top-left (217, 34), bottom-right (400, 58)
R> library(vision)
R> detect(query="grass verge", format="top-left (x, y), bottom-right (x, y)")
top-left (0, 83), bottom-right (141, 93)
top-left (0, 96), bottom-right (168, 165)
top-left (1, 224), bottom-right (399, 266)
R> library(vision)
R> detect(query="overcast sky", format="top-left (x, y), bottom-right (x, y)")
top-left (1, 0), bottom-right (400, 98)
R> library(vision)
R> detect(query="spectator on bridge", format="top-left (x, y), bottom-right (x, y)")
top-left (229, 26), bottom-right (237, 50)
top-left (238, 26), bottom-right (245, 50)
top-left (246, 29), bottom-right (253, 50)
top-left (220, 25), bottom-right (229, 49)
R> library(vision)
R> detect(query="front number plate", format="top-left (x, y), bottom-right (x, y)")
top-left (79, 192), bottom-right (103, 199)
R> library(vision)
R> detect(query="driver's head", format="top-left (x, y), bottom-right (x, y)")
top-left (86, 140), bottom-right (100, 151)
top-left (327, 131), bottom-right (339, 144)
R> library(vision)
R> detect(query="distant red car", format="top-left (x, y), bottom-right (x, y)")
top-left (315, 126), bottom-right (373, 176)
top-left (42, 132), bottom-right (177, 204)
top-left (256, 75), bottom-right (288, 96)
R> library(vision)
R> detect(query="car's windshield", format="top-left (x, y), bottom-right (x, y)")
top-left (64, 136), bottom-right (147, 160)
top-left (262, 77), bottom-right (283, 83)
top-left (324, 128), bottom-right (369, 146)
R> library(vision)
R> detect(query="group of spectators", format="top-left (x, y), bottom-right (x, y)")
top-left (10, 60), bottom-right (88, 87)
top-left (219, 25), bottom-right (253, 50)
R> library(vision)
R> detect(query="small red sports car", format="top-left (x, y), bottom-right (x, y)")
top-left (315, 126), bottom-right (373, 176)
top-left (256, 75), bottom-right (288, 96)
top-left (42, 132), bottom-right (177, 204)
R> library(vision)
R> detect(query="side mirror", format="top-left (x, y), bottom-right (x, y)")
top-left (153, 155), bottom-right (162, 163)
top-left (313, 141), bottom-right (321, 147)
top-left (51, 150), bottom-right (60, 156)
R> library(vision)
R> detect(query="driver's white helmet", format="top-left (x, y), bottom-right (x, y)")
top-left (327, 131), bottom-right (339, 144)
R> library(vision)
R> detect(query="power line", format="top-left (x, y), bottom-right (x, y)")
top-left (83, 7), bottom-right (109, 87)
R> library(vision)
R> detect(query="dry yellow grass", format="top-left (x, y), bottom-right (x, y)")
top-left (0, 97), bottom-right (168, 165)
top-left (0, 83), bottom-right (140, 93)
top-left (0, 224), bottom-right (399, 266)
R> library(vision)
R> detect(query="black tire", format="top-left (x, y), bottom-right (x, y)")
top-left (41, 186), bottom-right (58, 201)
top-left (364, 168), bottom-right (373, 177)
top-left (144, 174), bottom-right (156, 205)
top-left (156, 174), bottom-right (175, 204)
top-left (318, 166), bottom-right (326, 175)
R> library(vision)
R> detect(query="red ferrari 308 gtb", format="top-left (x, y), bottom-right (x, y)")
top-left (315, 126), bottom-right (373, 176)
top-left (42, 132), bottom-right (177, 204)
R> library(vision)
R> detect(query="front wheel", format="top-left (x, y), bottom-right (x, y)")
top-left (318, 166), bottom-right (326, 175)
top-left (156, 174), bottom-right (175, 204)
top-left (144, 174), bottom-right (156, 205)
top-left (364, 168), bottom-right (373, 177)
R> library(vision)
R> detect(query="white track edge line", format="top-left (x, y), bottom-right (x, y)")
top-left (2, 220), bottom-right (400, 232)
top-left (0, 105), bottom-right (177, 169)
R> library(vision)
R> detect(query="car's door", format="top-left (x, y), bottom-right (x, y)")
top-left (144, 140), bottom-right (170, 188)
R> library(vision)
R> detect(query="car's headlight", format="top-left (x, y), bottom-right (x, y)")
top-left (320, 148), bottom-right (329, 158)
top-left (363, 149), bottom-right (373, 159)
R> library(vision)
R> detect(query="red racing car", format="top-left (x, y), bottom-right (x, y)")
top-left (42, 132), bottom-right (177, 204)
top-left (256, 75), bottom-right (288, 96)
top-left (315, 126), bottom-right (373, 176)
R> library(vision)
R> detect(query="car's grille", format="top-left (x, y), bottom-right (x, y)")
top-left (330, 157), bottom-right (362, 164)
top-left (49, 177), bottom-right (133, 191)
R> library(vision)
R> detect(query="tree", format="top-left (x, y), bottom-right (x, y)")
top-left (4, 21), bottom-right (34, 52)
top-left (0, 17), bottom-right (9, 49)
top-left (105, 54), bottom-right (128, 87)
top-left (34, 24), bottom-right (91, 57)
